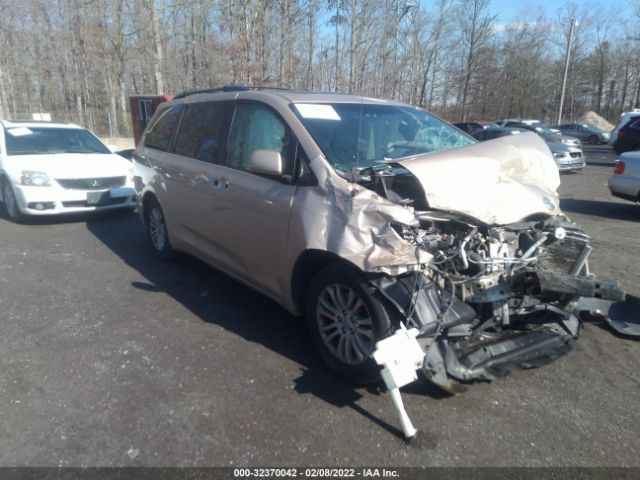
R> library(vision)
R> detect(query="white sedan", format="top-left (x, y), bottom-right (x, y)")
top-left (0, 121), bottom-right (136, 222)
top-left (608, 150), bottom-right (640, 203)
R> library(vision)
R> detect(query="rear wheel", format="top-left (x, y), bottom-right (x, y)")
top-left (1, 178), bottom-right (24, 223)
top-left (305, 263), bottom-right (395, 384)
top-left (144, 197), bottom-right (175, 259)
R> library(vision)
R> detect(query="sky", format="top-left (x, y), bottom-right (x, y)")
top-left (488, 0), bottom-right (545, 23)
top-left (487, 0), bottom-right (626, 25)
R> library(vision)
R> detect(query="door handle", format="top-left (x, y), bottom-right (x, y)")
top-left (212, 178), bottom-right (230, 190)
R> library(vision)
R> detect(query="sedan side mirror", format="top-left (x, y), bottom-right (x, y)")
top-left (249, 149), bottom-right (283, 177)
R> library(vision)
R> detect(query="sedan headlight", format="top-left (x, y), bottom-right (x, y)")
top-left (21, 171), bottom-right (51, 187)
top-left (553, 152), bottom-right (567, 159)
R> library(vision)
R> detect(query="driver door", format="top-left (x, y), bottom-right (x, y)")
top-left (208, 101), bottom-right (298, 301)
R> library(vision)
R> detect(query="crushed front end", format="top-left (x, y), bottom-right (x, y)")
top-left (372, 212), bottom-right (625, 393)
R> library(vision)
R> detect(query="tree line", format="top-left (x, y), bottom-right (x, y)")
top-left (0, 0), bottom-right (639, 137)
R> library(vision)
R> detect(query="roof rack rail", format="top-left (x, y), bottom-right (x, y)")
top-left (173, 84), bottom-right (290, 100)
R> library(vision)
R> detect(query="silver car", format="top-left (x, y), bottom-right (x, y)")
top-left (609, 151), bottom-right (640, 202)
top-left (554, 123), bottom-right (610, 144)
top-left (133, 87), bottom-right (625, 392)
top-left (548, 141), bottom-right (585, 172)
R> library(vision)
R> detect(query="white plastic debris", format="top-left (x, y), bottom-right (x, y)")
top-left (372, 324), bottom-right (425, 439)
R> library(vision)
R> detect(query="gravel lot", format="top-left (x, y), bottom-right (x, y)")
top-left (0, 145), bottom-right (638, 467)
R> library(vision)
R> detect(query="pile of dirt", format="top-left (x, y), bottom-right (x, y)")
top-left (578, 111), bottom-right (614, 131)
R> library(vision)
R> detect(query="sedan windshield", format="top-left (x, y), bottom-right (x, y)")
top-left (293, 103), bottom-right (474, 173)
top-left (4, 127), bottom-right (111, 155)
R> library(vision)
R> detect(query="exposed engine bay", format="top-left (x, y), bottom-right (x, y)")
top-left (351, 162), bottom-right (629, 438)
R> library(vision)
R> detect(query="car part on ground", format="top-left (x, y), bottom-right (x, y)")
top-left (133, 89), bottom-right (635, 439)
top-left (578, 295), bottom-right (640, 338)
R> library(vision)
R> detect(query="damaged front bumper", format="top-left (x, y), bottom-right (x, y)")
top-left (373, 267), bottom-right (625, 393)
top-left (368, 216), bottom-right (631, 439)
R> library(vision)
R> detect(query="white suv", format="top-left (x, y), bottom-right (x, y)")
top-left (0, 121), bottom-right (136, 222)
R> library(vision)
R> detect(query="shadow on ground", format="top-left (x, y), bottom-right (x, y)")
top-left (560, 198), bottom-right (639, 221)
top-left (0, 206), bottom-right (135, 225)
top-left (84, 211), bottom-right (449, 439)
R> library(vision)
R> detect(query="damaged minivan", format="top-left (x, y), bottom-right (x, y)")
top-left (133, 86), bottom-right (627, 400)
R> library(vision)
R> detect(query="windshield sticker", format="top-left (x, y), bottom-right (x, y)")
top-left (295, 104), bottom-right (341, 121)
top-left (6, 127), bottom-right (34, 137)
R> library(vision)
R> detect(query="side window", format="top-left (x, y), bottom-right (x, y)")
top-left (226, 103), bottom-right (293, 174)
top-left (630, 119), bottom-right (640, 130)
top-left (144, 106), bottom-right (183, 151)
top-left (174, 101), bottom-right (232, 163)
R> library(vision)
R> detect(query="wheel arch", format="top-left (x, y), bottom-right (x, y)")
top-left (290, 249), bottom-right (363, 315)
top-left (140, 190), bottom-right (159, 225)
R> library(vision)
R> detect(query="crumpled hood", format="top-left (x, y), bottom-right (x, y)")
top-left (398, 132), bottom-right (562, 225)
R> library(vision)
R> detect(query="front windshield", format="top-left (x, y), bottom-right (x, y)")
top-left (293, 103), bottom-right (474, 173)
top-left (4, 127), bottom-right (111, 155)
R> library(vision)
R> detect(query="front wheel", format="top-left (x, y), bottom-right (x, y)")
top-left (144, 197), bottom-right (175, 259)
top-left (1, 179), bottom-right (24, 223)
top-left (305, 263), bottom-right (395, 384)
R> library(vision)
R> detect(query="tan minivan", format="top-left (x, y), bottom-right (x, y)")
top-left (133, 86), bottom-right (625, 391)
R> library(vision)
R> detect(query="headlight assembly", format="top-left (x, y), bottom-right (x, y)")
top-left (21, 171), bottom-right (51, 187)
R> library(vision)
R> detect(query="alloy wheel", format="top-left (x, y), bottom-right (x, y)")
top-left (148, 206), bottom-right (167, 252)
top-left (315, 283), bottom-right (375, 365)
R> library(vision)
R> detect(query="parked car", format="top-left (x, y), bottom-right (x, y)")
top-left (496, 119), bottom-right (558, 132)
top-left (134, 86), bottom-right (623, 395)
top-left (553, 123), bottom-right (610, 144)
top-left (502, 121), bottom-right (582, 148)
top-left (453, 121), bottom-right (483, 134)
top-left (609, 110), bottom-right (640, 146)
top-left (609, 151), bottom-right (640, 202)
top-left (0, 121), bottom-right (136, 222)
top-left (547, 141), bottom-right (585, 172)
top-left (612, 116), bottom-right (640, 154)
top-left (471, 126), bottom-right (523, 141)
top-left (473, 128), bottom-right (584, 172)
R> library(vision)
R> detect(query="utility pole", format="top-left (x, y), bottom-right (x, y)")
top-left (557, 18), bottom-right (577, 125)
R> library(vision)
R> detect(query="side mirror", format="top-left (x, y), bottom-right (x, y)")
top-left (249, 149), bottom-right (283, 177)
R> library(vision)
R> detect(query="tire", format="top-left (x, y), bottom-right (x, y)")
top-left (144, 196), bottom-right (175, 260)
top-left (305, 263), bottom-right (396, 384)
top-left (1, 178), bottom-right (24, 223)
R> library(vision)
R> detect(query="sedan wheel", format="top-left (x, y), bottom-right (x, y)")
top-left (2, 180), bottom-right (23, 222)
